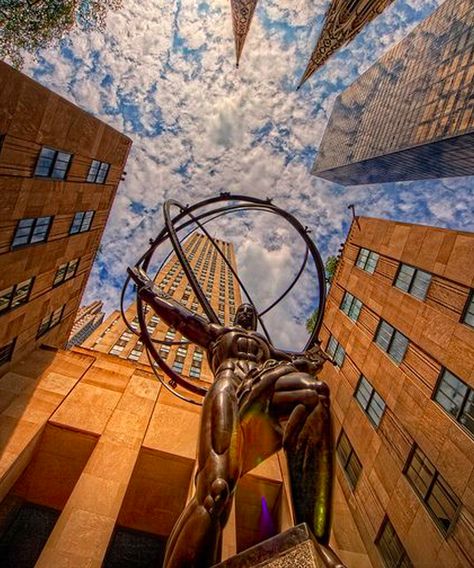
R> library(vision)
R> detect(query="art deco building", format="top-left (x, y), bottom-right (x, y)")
top-left (0, 61), bottom-right (132, 373)
top-left (319, 217), bottom-right (474, 567)
top-left (313, 0), bottom-right (474, 185)
top-left (0, 233), bottom-right (371, 567)
top-left (67, 300), bottom-right (105, 348)
top-left (229, 0), bottom-right (394, 86)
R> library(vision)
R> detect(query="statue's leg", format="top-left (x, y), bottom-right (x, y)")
top-left (270, 372), bottom-right (333, 545)
top-left (163, 373), bottom-right (242, 568)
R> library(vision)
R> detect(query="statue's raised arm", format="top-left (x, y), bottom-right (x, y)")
top-left (127, 267), bottom-right (220, 349)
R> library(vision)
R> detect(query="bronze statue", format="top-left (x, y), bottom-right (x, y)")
top-left (129, 267), bottom-right (344, 568)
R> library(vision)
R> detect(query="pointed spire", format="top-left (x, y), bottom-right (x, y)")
top-left (298, 0), bottom-right (395, 88)
top-left (230, 0), bottom-right (259, 67)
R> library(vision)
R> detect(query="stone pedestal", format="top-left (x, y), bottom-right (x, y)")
top-left (213, 524), bottom-right (336, 567)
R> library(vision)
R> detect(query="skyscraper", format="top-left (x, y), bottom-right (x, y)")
top-left (320, 216), bottom-right (474, 566)
top-left (313, 0), bottom-right (474, 185)
top-left (0, 61), bottom-right (132, 373)
top-left (67, 300), bottom-right (105, 348)
top-left (84, 233), bottom-right (242, 384)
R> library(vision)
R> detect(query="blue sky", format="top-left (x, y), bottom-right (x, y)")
top-left (23, 0), bottom-right (473, 349)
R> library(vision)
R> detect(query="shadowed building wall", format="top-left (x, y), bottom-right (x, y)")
top-left (0, 62), bottom-right (132, 373)
top-left (319, 217), bottom-right (474, 567)
top-left (313, 0), bottom-right (474, 185)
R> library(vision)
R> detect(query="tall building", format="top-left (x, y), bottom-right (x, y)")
top-left (229, 0), bottom-right (394, 86)
top-left (0, 61), bottom-right (132, 373)
top-left (0, 232), bottom-right (371, 567)
top-left (67, 300), bottom-right (105, 348)
top-left (313, 0), bottom-right (474, 185)
top-left (319, 216), bottom-right (474, 566)
top-left (84, 233), bottom-right (242, 383)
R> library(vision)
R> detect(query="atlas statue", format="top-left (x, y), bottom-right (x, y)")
top-left (125, 195), bottom-right (345, 568)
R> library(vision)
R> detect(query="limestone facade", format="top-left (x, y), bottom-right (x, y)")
top-left (320, 217), bottom-right (474, 567)
top-left (0, 61), bottom-right (131, 372)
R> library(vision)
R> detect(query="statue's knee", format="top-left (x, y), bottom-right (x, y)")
top-left (314, 380), bottom-right (330, 399)
top-left (203, 478), bottom-right (231, 518)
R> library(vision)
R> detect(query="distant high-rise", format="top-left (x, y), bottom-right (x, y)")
top-left (67, 301), bottom-right (105, 348)
top-left (313, 0), bottom-right (474, 185)
top-left (0, 62), bottom-right (131, 373)
top-left (84, 233), bottom-right (242, 385)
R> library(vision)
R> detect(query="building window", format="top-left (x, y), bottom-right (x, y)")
top-left (70, 211), bottom-right (94, 235)
top-left (37, 305), bottom-right (65, 338)
top-left (0, 337), bottom-right (16, 366)
top-left (336, 430), bottom-right (362, 489)
top-left (11, 216), bottom-right (52, 249)
top-left (53, 258), bottom-right (79, 287)
top-left (34, 146), bottom-right (72, 179)
top-left (394, 263), bottom-right (432, 300)
top-left (327, 335), bottom-right (345, 367)
top-left (404, 445), bottom-right (461, 534)
top-left (87, 160), bottom-right (110, 183)
top-left (340, 292), bottom-right (362, 321)
top-left (461, 290), bottom-right (474, 328)
top-left (110, 343), bottom-right (125, 356)
top-left (354, 375), bottom-right (386, 428)
top-left (355, 247), bottom-right (379, 273)
top-left (376, 517), bottom-right (413, 568)
top-left (128, 341), bottom-right (144, 361)
top-left (374, 320), bottom-right (408, 364)
top-left (159, 345), bottom-right (170, 359)
top-left (433, 369), bottom-right (473, 437)
top-left (0, 278), bottom-right (34, 314)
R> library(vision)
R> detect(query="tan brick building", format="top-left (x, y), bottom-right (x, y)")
top-left (319, 217), bottom-right (474, 567)
top-left (0, 61), bottom-right (132, 372)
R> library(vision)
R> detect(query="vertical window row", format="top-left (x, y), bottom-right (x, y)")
top-left (355, 247), bottom-right (379, 273)
top-left (0, 277), bottom-right (34, 313)
top-left (37, 305), bottom-right (65, 338)
top-left (340, 291), bottom-right (362, 321)
top-left (70, 211), bottom-right (94, 235)
top-left (327, 335), bottom-right (345, 367)
top-left (376, 518), bottom-right (413, 568)
top-left (394, 263), bottom-right (432, 299)
top-left (53, 259), bottom-right (79, 286)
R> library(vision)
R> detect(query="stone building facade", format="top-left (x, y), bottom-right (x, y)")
top-left (313, 0), bottom-right (474, 185)
top-left (67, 301), bottom-right (105, 349)
top-left (319, 217), bottom-right (474, 567)
top-left (0, 61), bottom-right (131, 373)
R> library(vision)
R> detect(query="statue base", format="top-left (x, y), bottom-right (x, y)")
top-left (213, 523), bottom-right (335, 567)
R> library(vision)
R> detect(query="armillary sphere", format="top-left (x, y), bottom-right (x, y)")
top-left (121, 194), bottom-right (327, 406)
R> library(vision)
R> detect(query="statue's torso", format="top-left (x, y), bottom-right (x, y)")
top-left (208, 327), bottom-right (272, 380)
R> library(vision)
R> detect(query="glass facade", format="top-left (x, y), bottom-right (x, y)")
top-left (313, 0), bottom-right (474, 185)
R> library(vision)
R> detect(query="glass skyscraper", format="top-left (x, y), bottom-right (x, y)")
top-left (313, 0), bottom-right (474, 185)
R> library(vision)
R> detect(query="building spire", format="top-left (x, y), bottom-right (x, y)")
top-left (298, 0), bottom-right (395, 88)
top-left (230, 0), bottom-right (259, 67)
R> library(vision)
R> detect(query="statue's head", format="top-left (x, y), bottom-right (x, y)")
top-left (234, 303), bottom-right (257, 331)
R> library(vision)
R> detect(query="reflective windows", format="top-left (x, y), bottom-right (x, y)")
top-left (37, 305), bottom-right (65, 338)
top-left (69, 211), bottom-right (94, 235)
top-left (53, 259), bottom-right (79, 286)
top-left (405, 445), bottom-right (461, 534)
top-left (376, 517), bottom-right (413, 568)
top-left (462, 290), bottom-right (474, 328)
top-left (356, 247), bottom-right (379, 273)
top-left (12, 217), bottom-right (52, 248)
top-left (327, 335), bottom-right (345, 368)
top-left (34, 146), bottom-right (72, 179)
top-left (375, 320), bottom-right (408, 364)
top-left (354, 375), bottom-right (386, 428)
top-left (0, 337), bottom-right (16, 366)
top-left (0, 278), bottom-right (34, 313)
top-left (340, 291), bottom-right (363, 321)
top-left (336, 430), bottom-right (362, 489)
top-left (433, 369), bottom-right (473, 437)
top-left (394, 263), bottom-right (432, 300)
top-left (87, 160), bottom-right (110, 183)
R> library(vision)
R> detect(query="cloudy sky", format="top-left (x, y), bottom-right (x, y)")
top-left (24, 0), bottom-right (473, 350)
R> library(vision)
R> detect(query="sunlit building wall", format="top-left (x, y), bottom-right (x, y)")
top-left (320, 216), bottom-right (474, 567)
